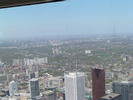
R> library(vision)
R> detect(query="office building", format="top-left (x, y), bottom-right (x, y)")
top-left (112, 81), bottom-right (133, 100)
top-left (57, 88), bottom-right (65, 100)
top-left (45, 87), bottom-right (56, 100)
top-left (29, 72), bottom-right (35, 79)
top-left (45, 77), bottom-right (63, 88)
top-left (100, 93), bottom-right (121, 100)
top-left (9, 81), bottom-right (18, 96)
top-left (0, 66), bottom-right (2, 74)
top-left (43, 90), bottom-right (55, 100)
top-left (0, 74), bottom-right (7, 83)
top-left (63, 92), bottom-right (65, 100)
top-left (65, 72), bottom-right (85, 100)
top-left (91, 68), bottom-right (105, 100)
top-left (29, 78), bottom-right (40, 99)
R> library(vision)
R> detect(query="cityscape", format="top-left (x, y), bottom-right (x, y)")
top-left (0, 35), bottom-right (132, 100)
top-left (1, 0), bottom-right (133, 100)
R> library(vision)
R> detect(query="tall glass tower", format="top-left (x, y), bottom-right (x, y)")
top-left (29, 78), bottom-right (40, 99)
top-left (64, 72), bottom-right (85, 100)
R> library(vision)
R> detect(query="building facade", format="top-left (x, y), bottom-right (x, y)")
top-left (91, 68), bottom-right (105, 100)
top-left (45, 77), bottom-right (63, 88)
top-left (29, 78), bottom-right (40, 99)
top-left (9, 81), bottom-right (18, 97)
top-left (112, 81), bottom-right (133, 100)
top-left (29, 72), bottom-right (35, 79)
top-left (65, 72), bottom-right (85, 100)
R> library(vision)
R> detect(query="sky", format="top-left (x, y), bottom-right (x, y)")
top-left (0, 0), bottom-right (133, 39)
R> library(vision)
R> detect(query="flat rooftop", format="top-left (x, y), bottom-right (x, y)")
top-left (65, 72), bottom-right (85, 78)
top-left (30, 78), bottom-right (38, 81)
top-left (44, 90), bottom-right (54, 95)
top-left (113, 81), bottom-right (133, 85)
top-left (0, 0), bottom-right (64, 9)
top-left (101, 93), bottom-right (121, 100)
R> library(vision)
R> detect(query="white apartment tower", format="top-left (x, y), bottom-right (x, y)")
top-left (9, 81), bottom-right (18, 97)
top-left (65, 72), bottom-right (85, 100)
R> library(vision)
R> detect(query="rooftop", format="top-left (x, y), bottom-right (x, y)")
top-left (30, 78), bottom-right (38, 81)
top-left (101, 93), bottom-right (121, 99)
top-left (65, 72), bottom-right (85, 77)
top-left (113, 81), bottom-right (133, 85)
top-left (43, 90), bottom-right (54, 95)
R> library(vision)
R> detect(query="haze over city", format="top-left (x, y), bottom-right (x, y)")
top-left (0, 0), bottom-right (133, 100)
top-left (0, 0), bottom-right (133, 39)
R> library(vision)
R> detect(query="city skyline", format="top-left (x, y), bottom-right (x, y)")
top-left (0, 0), bottom-right (133, 99)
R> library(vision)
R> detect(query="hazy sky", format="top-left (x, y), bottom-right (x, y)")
top-left (0, 0), bottom-right (133, 39)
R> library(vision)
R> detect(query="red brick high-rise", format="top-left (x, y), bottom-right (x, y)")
top-left (91, 68), bottom-right (105, 100)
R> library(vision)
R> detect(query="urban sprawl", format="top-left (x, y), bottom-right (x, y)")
top-left (0, 35), bottom-right (133, 100)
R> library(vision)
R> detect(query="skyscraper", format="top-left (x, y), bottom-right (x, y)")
top-left (91, 68), bottom-right (105, 100)
top-left (65, 72), bottom-right (85, 100)
top-left (29, 78), bottom-right (40, 99)
top-left (9, 81), bottom-right (18, 97)
top-left (29, 72), bottom-right (35, 79)
top-left (112, 81), bottom-right (133, 100)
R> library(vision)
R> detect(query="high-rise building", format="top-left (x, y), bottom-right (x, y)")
top-left (0, 74), bottom-right (7, 83)
top-left (100, 93), bottom-right (121, 100)
top-left (43, 90), bottom-right (55, 100)
top-left (45, 87), bottom-right (57, 100)
top-left (29, 78), bottom-right (40, 99)
top-left (112, 81), bottom-right (133, 100)
top-left (45, 77), bottom-right (63, 88)
top-left (91, 68), bottom-right (105, 100)
top-left (29, 72), bottom-right (35, 79)
top-left (9, 81), bottom-right (18, 97)
top-left (62, 92), bottom-right (65, 100)
top-left (57, 88), bottom-right (65, 100)
top-left (65, 72), bottom-right (85, 100)
top-left (0, 65), bottom-right (2, 74)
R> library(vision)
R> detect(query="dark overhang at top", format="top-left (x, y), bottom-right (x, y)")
top-left (0, 0), bottom-right (64, 9)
